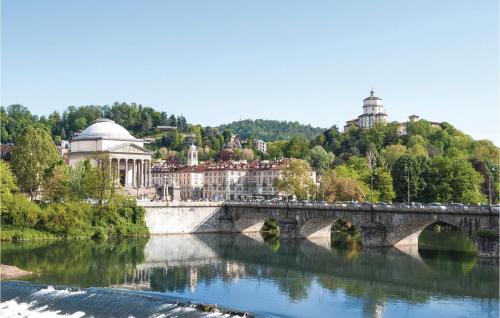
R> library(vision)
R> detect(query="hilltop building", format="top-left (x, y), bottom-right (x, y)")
top-left (68, 118), bottom-right (153, 188)
top-left (344, 90), bottom-right (388, 132)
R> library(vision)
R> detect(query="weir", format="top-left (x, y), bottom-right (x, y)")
top-left (140, 201), bottom-right (500, 257)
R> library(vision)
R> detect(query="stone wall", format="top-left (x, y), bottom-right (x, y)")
top-left (143, 202), bottom-right (225, 234)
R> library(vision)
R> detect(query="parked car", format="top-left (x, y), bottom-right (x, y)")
top-left (448, 203), bottom-right (465, 211)
top-left (428, 202), bottom-right (446, 211)
top-left (491, 204), bottom-right (500, 213)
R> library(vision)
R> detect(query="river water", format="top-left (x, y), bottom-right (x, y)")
top-left (1, 232), bottom-right (498, 318)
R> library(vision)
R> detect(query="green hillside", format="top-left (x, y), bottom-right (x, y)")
top-left (218, 119), bottom-right (326, 141)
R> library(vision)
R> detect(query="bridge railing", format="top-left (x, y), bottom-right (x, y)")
top-left (224, 200), bottom-right (499, 214)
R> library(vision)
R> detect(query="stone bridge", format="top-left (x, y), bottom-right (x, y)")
top-left (141, 201), bottom-right (499, 257)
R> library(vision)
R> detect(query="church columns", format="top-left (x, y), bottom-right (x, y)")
top-left (125, 160), bottom-right (129, 186)
top-left (116, 157), bottom-right (153, 189)
top-left (148, 160), bottom-right (152, 187)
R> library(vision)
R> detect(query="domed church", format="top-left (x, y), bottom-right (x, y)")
top-left (68, 118), bottom-right (153, 188)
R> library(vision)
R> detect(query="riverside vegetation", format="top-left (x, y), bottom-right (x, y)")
top-left (0, 126), bottom-right (148, 242)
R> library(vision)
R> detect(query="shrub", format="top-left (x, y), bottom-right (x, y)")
top-left (43, 201), bottom-right (93, 237)
top-left (1, 194), bottom-right (43, 228)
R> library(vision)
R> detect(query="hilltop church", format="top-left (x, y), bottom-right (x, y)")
top-left (344, 90), bottom-right (388, 132)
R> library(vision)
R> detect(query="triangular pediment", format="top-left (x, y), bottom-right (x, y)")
top-left (107, 143), bottom-right (152, 154)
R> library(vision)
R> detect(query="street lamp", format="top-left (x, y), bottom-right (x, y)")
top-left (488, 165), bottom-right (496, 206)
top-left (405, 163), bottom-right (410, 204)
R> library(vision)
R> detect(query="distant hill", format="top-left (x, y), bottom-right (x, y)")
top-left (218, 119), bottom-right (326, 141)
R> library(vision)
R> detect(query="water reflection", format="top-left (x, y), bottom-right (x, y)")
top-left (2, 234), bottom-right (498, 318)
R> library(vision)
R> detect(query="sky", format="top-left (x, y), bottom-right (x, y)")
top-left (1, 0), bottom-right (499, 143)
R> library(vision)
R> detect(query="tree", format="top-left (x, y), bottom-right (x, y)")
top-left (424, 156), bottom-right (486, 204)
top-left (391, 155), bottom-right (429, 203)
top-left (267, 140), bottom-right (287, 159)
top-left (240, 148), bottom-right (255, 161)
top-left (222, 128), bottom-right (232, 144)
top-left (68, 160), bottom-right (95, 200)
top-left (321, 168), bottom-right (368, 202)
top-left (0, 160), bottom-right (17, 202)
top-left (305, 145), bottom-right (335, 176)
top-left (274, 159), bottom-right (315, 200)
top-left (382, 144), bottom-right (407, 170)
top-left (11, 126), bottom-right (60, 200)
top-left (284, 135), bottom-right (309, 159)
top-left (42, 162), bottom-right (70, 202)
top-left (373, 167), bottom-right (395, 202)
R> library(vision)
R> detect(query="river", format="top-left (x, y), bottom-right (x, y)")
top-left (1, 231), bottom-right (498, 317)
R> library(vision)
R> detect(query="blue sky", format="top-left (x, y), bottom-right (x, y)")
top-left (1, 0), bottom-right (498, 143)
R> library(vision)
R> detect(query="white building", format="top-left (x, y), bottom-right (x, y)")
top-left (253, 139), bottom-right (267, 153)
top-left (68, 118), bottom-right (153, 188)
top-left (344, 90), bottom-right (388, 132)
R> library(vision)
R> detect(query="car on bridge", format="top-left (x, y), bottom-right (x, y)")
top-left (428, 202), bottom-right (446, 211)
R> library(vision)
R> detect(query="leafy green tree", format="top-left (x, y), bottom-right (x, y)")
top-left (284, 135), bottom-right (309, 159)
top-left (0, 160), bottom-right (17, 202)
top-left (306, 145), bottom-right (335, 176)
top-left (373, 167), bottom-right (395, 202)
top-left (11, 126), bottom-right (60, 200)
top-left (267, 140), bottom-right (287, 159)
top-left (222, 128), bottom-right (232, 144)
top-left (321, 168), bottom-right (368, 202)
top-left (240, 148), bottom-right (255, 161)
top-left (42, 162), bottom-right (70, 202)
top-left (274, 159), bottom-right (315, 200)
top-left (391, 155), bottom-right (429, 203)
top-left (424, 156), bottom-right (486, 204)
top-left (382, 144), bottom-right (407, 170)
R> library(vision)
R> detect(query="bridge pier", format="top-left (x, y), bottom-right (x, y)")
top-left (475, 235), bottom-right (499, 258)
top-left (360, 223), bottom-right (389, 247)
top-left (279, 218), bottom-right (299, 238)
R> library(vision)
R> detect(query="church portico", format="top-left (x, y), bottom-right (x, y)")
top-left (108, 156), bottom-right (153, 188)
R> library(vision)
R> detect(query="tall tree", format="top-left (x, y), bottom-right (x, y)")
top-left (391, 155), bottom-right (429, 203)
top-left (274, 159), bottom-right (315, 200)
top-left (11, 127), bottom-right (60, 200)
top-left (306, 145), bottom-right (335, 176)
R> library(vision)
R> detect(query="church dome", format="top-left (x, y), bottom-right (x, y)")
top-left (73, 118), bottom-right (137, 140)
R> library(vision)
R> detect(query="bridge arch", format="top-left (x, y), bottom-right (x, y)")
top-left (391, 220), bottom-right (469, 248)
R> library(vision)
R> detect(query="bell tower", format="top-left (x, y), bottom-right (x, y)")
top-left (187, 144), bottom-right (198, 166)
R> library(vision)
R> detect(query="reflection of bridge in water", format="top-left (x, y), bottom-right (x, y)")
top-left (120, 234), bottom-right (498, 303)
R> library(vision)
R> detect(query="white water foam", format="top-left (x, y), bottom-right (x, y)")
top-left (0, 299), bottom-right (86, 318)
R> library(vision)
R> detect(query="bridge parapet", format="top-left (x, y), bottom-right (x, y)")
top-left (225, 201), bottom-right (499, 215)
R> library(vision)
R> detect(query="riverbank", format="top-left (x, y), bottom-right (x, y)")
top-left (0, 265), bottom-right (32, 279)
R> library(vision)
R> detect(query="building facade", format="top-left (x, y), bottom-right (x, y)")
top-left (68, 118), bottom-right (153, 188)
top-left (253, 139), bottom-right (267, 153)
top-left (344, 90), bottom-right (388, 132)
top-left (151, 148), bottom-right (292, 201)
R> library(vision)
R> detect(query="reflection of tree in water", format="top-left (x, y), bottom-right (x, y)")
top-left (331, 219), bottom-right (362, 261)
top-left (419, 250), bottom-right (477, 275)
top-left (262, 233), bottom-right (280, 252)
top-left (1, 238), bottom-right (148, 287)
top-left (274, 270), bottom-right (313, 301)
